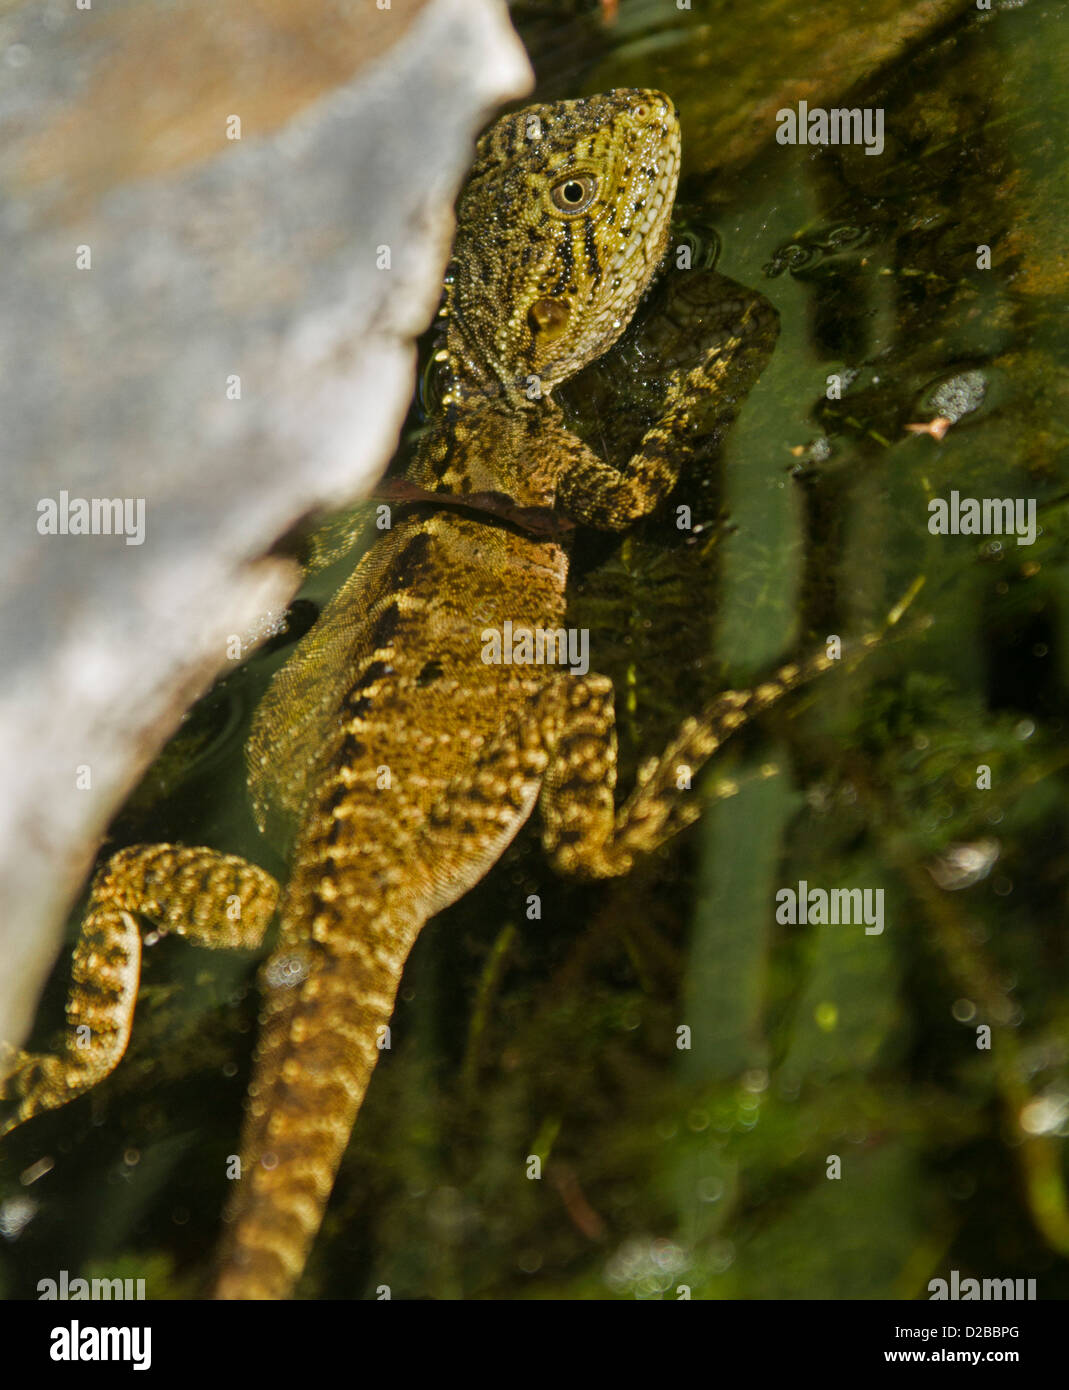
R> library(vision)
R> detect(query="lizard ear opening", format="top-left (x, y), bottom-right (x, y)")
top-left (529, 297), bottom-right (571, 340)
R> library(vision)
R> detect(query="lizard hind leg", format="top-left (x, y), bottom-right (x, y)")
top-left (540, 640), bottom-right (883, 882)
top-left (0, 844), bottom-right (279, 1137)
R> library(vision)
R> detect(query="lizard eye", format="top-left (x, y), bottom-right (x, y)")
top-left (550, 174), bottom-right (597, 214)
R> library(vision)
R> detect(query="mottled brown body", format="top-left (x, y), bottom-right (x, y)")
top-left (218, 423), bottom-right (574, 1295)
top-left (2, 90), bottom-right (838, 1298)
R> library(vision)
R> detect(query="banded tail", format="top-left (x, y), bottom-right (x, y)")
top-left (213, 903), bottom-right (422, 1300)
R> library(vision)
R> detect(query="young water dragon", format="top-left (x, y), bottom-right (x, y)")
top-left (1, 89), bottom-right (861, 1297)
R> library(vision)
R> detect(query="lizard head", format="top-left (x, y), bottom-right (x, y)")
top-left (446, 89), bottom-right (681, 404)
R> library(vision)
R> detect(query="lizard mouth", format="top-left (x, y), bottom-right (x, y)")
top-left (602, 92), bottom-right (682, 287)
top-left (605, 133), bottom-right (681, 284)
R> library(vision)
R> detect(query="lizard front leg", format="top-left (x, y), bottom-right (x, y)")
top-left (555, 281), bottom-right (778, 531)
top-left (0, 845), bottom-right (279, 1136)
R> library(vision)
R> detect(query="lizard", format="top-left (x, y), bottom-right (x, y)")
top-left (1, 88), bottom-right (862, 1298)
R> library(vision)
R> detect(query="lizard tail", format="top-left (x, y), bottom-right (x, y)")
top-left (213, 918), bottom-right (417, 1299)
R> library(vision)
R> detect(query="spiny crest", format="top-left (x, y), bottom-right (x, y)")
top-left (445, 89), bottom-right (681, 404)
